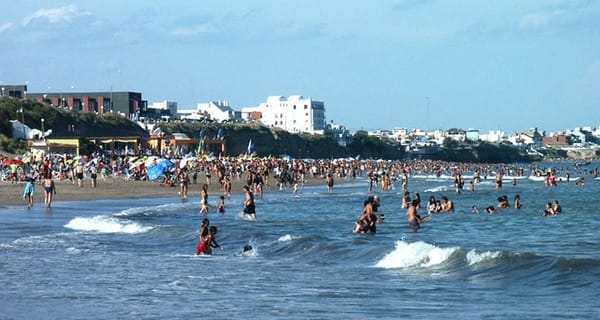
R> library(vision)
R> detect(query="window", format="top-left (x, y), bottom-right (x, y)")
top-left (293, 105), bottom-right (296, 110)
top-left (304, 105), bottom-right (308, 109)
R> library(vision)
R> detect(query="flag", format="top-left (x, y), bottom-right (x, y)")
top-left (197, 137), bottom-right (205, 155)
top-left (216, 128), bottom-right (224, 140)
top-left (151, 126), bottom-right (162, 137)
top-left (247, 139), bottom-right (256, 154)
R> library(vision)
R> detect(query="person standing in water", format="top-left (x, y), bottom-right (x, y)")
top-left (406, 199), bottom-right (423, 230)
top-left (326, 173), bottom-right (334, 194)
top-left (43, 174), bottom-right (57, 208)
top-left (203, 226), bottom-right (223, 255)
top-left (217, 195), bottom-right (225, 214)
top-left (178, 167), bottom-right (189, 200)
top-left (200, 183), bottom-right (209, 214)
top-left (243, 185), bottom-right (256, 220)
top-left (195, 218), bottom-right (210, 255)
top-left (23, 177), bottom-right (35, 208)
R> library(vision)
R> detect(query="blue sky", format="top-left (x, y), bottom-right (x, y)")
top-left (1, 0), bottom-right (599, 133)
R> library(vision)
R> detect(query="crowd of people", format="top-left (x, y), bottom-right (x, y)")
top-left (3, 151), bottom-right (597, 253)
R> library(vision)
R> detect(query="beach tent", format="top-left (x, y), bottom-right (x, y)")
top-left (147, 159), bottom-right (175, 181)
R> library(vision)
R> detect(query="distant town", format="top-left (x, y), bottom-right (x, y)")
top-left (2, 83), bottom-right (599, 159)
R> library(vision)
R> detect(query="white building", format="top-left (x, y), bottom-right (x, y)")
top-left (196, 100), bottom-right (240, 122)
top-left (242, 95), bottom-right (325, 134)
top-left (147, 100), bottom-right (178, 120)
top-left (480, 130), bottom-right (507, 143)
top-left (465, 129), bottom-right (480, 142)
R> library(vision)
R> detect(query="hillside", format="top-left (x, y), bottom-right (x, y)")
top-left (1, 98), bottom-right (545, 162)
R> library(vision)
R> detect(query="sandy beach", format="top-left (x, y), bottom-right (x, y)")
top-left (0, 175), bottom-right (327, 207)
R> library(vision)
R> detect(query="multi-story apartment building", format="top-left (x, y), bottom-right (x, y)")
top-left (243, 95), bottom-right (325, 134)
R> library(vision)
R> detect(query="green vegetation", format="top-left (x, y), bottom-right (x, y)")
top-left (1, 98), bottom-right (556, 162)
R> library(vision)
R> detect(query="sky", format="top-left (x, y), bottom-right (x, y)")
top-left (1, 0), bottom-right (599, 133)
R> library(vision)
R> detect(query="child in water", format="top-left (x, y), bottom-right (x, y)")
top-left (217, 195), bottom-right (225, 214)
top-left (23, 178), bottom-right (35, 208)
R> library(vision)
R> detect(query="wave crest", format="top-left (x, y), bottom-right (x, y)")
top-left (375, 241), bottom-right (459, 269)
top-left (64, 216), bottom-right (153, 234)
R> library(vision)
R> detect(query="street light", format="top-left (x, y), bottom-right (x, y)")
top-left (41, 118), bottom-right (45, 139)
top-left (1, 87), bottom-right (4, 97)
top-left (17, 107), bottom-right (25, 139)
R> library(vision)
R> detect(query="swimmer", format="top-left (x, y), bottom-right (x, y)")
top-left (402, 191), bottom-right (411, 209)
top-left (406, 199), bottom-right (422, 230)
top-left (552, 200), bottom-right (562, 214)
top-left (217, 195), bottom-right (225, 214)
top-left (441, 196), bottom-right (454, 213)
top-left (514, 194), bottom-right (522, 209)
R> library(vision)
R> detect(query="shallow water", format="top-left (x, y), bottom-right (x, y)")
top-left (1, 165), bottom-right (599, 319)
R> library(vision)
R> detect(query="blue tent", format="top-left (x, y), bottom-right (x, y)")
top-left (147, 159), bottom-right (175, 180)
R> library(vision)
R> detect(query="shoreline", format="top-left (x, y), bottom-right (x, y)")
top-left (0, 175), bottom-right (329, 207)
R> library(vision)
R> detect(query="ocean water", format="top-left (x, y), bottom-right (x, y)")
top-left (1, 165), bottom-right (599, 319)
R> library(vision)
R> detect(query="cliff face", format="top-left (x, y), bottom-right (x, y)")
top-left (0, 98), bottom-right (149, 138)
top-left (158, 122), bottom-right (349, 158)
top-left (1, 99), bottom-right (540, 162)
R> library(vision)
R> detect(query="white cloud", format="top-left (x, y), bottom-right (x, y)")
top-left (22, 4), bottom-right (89, 26)
top-left (0, 22), bottom-right (12, 33)
top-left (519, 10), bottom-right (564, 28)
top-left (172, 24), bottom-right (216, 36)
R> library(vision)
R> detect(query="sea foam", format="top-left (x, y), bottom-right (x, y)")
top-left (465, 249), bottom-right (501, 265)
top-left (375, 240), bottom-right (459, 269)
top-left (64, 216), bottom-right (153, 234)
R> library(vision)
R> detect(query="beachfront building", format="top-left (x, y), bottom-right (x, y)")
top-left (146, 100), bottom-right (178, 120)
top-left (480, 130), bottom-right (508, 143)
top-left (391, 127), bottom-right (409, 142)
top-left (27, 91), bottom-right (147, 120)
top-left (242, 95), bottom-right (326, 134)
top-left (1, 84), bottom-right (27, 98)
top-left (446, 128), bottom-right (466, 142)
top-left (508, 128), bottom-right (543, 146)
top-left (196, 100), bottom-right (240, 122)
top-left (465, 129), bottom-right (479, 142)
top-left (325, 121), bottom-right (351, 147)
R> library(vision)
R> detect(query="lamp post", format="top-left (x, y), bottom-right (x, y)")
top-left (17, 107), bottom-right (25, 139)
top-left (1, 87), bottom-right (4, 97)
top-left (41, 118), bottom-right (45, 140)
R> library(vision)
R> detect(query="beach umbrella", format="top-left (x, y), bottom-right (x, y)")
top-left (3, 158), bottom-right (25, 166)
top-left (145, 156), bottom-right (159, 167)
top-left (179, 156), bottom-right (198, 169)
top-left (130, 157), bottom-right (146, 168)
